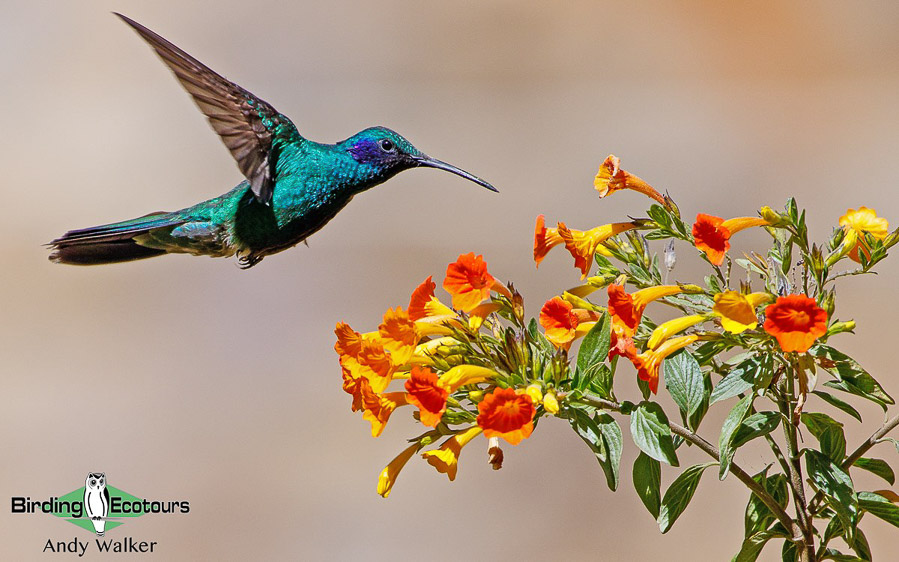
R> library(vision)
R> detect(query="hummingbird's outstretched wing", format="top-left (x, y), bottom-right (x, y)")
top-left (115, 13), bottom-right (298, 205)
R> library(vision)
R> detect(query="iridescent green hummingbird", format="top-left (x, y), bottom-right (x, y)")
top-left (49, 14), bottom-right (496, 268)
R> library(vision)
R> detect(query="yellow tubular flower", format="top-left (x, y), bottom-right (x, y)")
top-left (839, 207), bottom-right (890, 263)
top-left (631, 285), bottom-right (683, 308)
top-left (558, 221), bottom-right (640, 278)
top-left (713, 291), bottom-right (772, 334)
top-left (468, 302), bottom-right (503, 330)
top-left (437, 365), bottom-right (498, 391)
top-left (377, 442), bottom-right (421, 498)
top-left (720, 217), bottom-right (769, 234)
top-left (647, 315), bottom-right (706, 350)
top-left (422, 426), bottom-right (483, 481)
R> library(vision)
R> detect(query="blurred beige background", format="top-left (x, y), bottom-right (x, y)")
top-left (2, 1), bottom-right (898, 559)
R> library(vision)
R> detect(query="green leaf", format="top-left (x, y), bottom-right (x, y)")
top-left (852, 457), bottom-right (895, 485)
top-left (595, 413), bottom-right (622, 491)
top-left (805, 449), bottom-right (858, 531)
top-left (812, 390), bottom-right (862, 422)
top-left (587, 364), bottom-right (614, 398)
top-left (732, 412), bottom-right (781, 450)
top-left (664, 349), bottom-right (706, 419)
top-left (566, 408), bottom-right (613, 490)
top-left (781, 539), bottom-right (798, 562)
top-left (822, 549), bottom-right (864, 562)
top-left (633, 451), bottom-right (661, 519)
top-left (688, 370), bottom-right (713, 432)
top-left (658, 462), bottom-right (716, 533)
top-left (858, 491), bottom-right (899, 528)
top-left (732, 529), bottom-right (788, 562)
top-left (630, 402), bottom-right (679, 466)
top-left (812, 345), bottom-right (894, 408)
top-left (711, 355), bottom-right (772, 405)
top-left (744, 467), bottom-right (789, 536)
top-left (801, 412), bottom-right (846, 463)
top-left (719, 395), bottom-right (753, 479)
top-left (576, 314), bottom-right (612, 394)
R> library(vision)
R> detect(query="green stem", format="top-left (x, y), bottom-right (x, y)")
top-left (579, 394), bottom-right (802, 541)
top-left (780, 361), bottom-right (815, 562)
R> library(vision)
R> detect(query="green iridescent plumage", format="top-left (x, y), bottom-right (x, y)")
top-left (49, 14), bottom-right (496, 268)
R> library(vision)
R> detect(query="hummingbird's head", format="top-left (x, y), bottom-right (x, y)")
top-left (345, 127), bottom-right (497, 192)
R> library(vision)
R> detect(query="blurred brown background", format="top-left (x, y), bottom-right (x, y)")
top-left (2, 1), bottom-right (898, 559)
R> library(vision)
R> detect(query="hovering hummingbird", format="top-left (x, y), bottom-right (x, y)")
top-left (49, 13), bottom-right (496, 268)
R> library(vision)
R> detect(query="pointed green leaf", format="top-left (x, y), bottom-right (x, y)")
top-left (805, 449), bottom-right (858, 531)
top-left (633, 451), bottom-right (661, 519)
top-left (719, 395), bottom-right (753, 479)
top-left (658, 462), bottom-right (716, 533)
top-left (596, 413), bottom-right (622, 491)
top-left (576, 313), bottom-right (611, 382)
top-left (744, 467), bottom-right (789, 536)
top-left (858, 491), bottom-right (899, 528)
top-left (732, 412), bottom-right (781, 450)
top-left (732, 529), bottom-right (788, 562)
top-left (630, 402), bottom-right (679, 466)
top-left (664, 349), bottom-right (706, 421)
top-left (781, 539), bottom-right (799, 562)
top-left (852, 458), bottom-right (895, 485)
top-left (812, 345), bottom-right (894, 407)
top-left (812, 390), bottom-right (862, 422)
top-left (801, 412), bottom-right (846, 463)
top-left (711, 355), bottom-right (771, 404)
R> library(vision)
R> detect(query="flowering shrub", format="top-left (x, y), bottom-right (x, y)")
top-left (335, 155), bottom-right (899, 560)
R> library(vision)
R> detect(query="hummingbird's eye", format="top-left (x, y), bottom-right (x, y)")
top-left (378, 139), bottom-right (395, 152)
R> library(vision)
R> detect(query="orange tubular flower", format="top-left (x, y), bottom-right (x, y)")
top-left (692, 213), bottom-right (769, 266)
top-left (404, 366), bottom-right (449, 427)
top-left (594, 154), bottom-right (667, 205)
top-left (539, 296), bottom-right (599, 349)
top-left (839, 207), bottom-right (890, 263)
top-left (534, 215), bottom-right (565, 267)
top-left (443, 253), bottom-right (496, 312)
top-left (335, 324), bottom-right (396, 394)
top-left (558, 221), bottom-right (640, 278)
top-left (362, 389), bottom-right (408, 438)
top-left (378, 307), bottom-right (419, 366)
top-left (633, 334), bottom-right (699, 394)
top-left (763, 294), bottom-right (828, 353)
top-left (476, 387), bottom-right (536, 445)
top-left (422, 426), bottom-right (483, 481)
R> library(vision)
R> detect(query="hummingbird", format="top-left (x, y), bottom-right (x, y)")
top-left (49, 13), bottom-right (497, 268)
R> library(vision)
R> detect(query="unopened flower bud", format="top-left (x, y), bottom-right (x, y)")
top-left (525, 384), bottom-right (543, 404)
top-left (542, 391), bottom-right (560, 414)
top-left (826, 320), bottom-right (856, 337)
top-left (467, 390), bottom-right (484, 402)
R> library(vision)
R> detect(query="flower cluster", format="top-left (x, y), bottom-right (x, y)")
top-left (334, 153), bottom-right (899, 561)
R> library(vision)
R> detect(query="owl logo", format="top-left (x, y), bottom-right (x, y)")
top-left (83, 472), bottom-right (110, 536)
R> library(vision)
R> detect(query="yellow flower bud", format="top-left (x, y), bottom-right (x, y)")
top-left (525, 384), bottom-right (543, 404)
top-left (542, 391), bottom-right (560, 414)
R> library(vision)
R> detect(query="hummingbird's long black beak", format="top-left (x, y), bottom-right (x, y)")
top-left (413, 155), bottom-right (498, 192)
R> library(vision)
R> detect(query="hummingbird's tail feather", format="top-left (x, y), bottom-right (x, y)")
top-left (49, 212), bottom-right (186, 265)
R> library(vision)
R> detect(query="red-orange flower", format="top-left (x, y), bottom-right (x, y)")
top-left (594, 154), bottom-right (667, 205)
top-left (404, 366), bottom-right (449, 427)
top-left (443, 253), bottom-right (495, 312)
top-left (539, 296), bottom-right (598, 349)
top-left (692, 213), bottom-right (731, 266)
top-left (408, 276), bottom-right (437, 321)
top-left (476, 387), bottom-right (536, 445)
top-left (534, 215), bottom-right (564, 267)
top-left (763, 294), bottom-right (828, 353)
top-left (632, 335), bottom-right (699, 394)
top-left (692, 213), bottom-right (769, 266)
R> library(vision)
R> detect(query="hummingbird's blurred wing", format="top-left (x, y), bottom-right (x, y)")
top-left (116, 13), bottom-right (298, 205)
